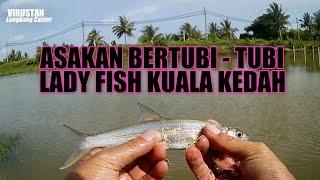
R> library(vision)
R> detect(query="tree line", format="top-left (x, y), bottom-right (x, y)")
top-left (3, 2), bottom-right (320, 62)
top-left (85, 2), bottom-right (320, 46)
top-left (5, 50), bottom-right (28, 62)
top-left (244, 3), bottom-right (320, 40)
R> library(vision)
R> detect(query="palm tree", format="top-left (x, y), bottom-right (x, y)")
top-left (8, 50), bottom-right (16, 61)
top-left (163, 34), bottom-right (173, 41)
top-left (314, 10), bottom-right (320, 31)
top-left (208, 22), bottom-right (219, 39)
top-left (139, 25), bottom-right (162, 43)
top-left (180, 23), bottom-right (192, 34)
top-left (266, 2), bottom-right (290, 40)
top-left (111, 40), bottom-right (117, 46)
top-left (220, 19), bottom-right (238, 40)
top-left (300, 13), bottom-right (314, 33)
top-left (164, 33), bottom-right (180, 41)
top-left (179, 23), bottom-right (201, 40)
top-left (86, 28), bottom-right (106, 46)
top-left (16, 51), bottom-right (22, 61)
top-left (112, 16), bottom-right (135, 44)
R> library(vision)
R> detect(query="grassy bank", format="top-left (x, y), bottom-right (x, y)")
top-left (0, 58), bottom-right (38, 77)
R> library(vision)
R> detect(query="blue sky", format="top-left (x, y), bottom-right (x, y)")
top-left (0, 0), bottom-right (320, 60)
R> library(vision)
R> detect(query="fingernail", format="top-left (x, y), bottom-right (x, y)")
top-left (141, 130), bottom-right (158, 142)
top-left (185, 145), bottom-right (195, 151)
top-left (196, 135), bottom-right (204, 143)
top-left (165, 159), bottom-right (170, 167)
top-left (196, 137), bottom-right (201, 143)
top-left (206, 124), bottom-right (220, 135)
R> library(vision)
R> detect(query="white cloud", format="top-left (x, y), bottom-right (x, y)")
top-left (8, 34), bottom-right (24, 43)
top-left (101, 16), bottom-right (117, 23)
top-left (2, 0), bottom-right (41, 6)
top-left (0, 0), bottom-right (42, 12)
top-left (126, 5), bottom-right (157, 19)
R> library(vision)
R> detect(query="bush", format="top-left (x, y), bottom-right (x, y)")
top-left (0, 133), bottom-right (20, 162)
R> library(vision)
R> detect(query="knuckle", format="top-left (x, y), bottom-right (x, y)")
top-left (125, 139), bottom-right (140, 150)
top-left (253, 142), bottom-right (270, 154)
top-left (256, 142), bottom-right (267, 150)
top-left (224, 134), bottom-right (237, 145)
top-left (104, 158), bottom-right (120, 170)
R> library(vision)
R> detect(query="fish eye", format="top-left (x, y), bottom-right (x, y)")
top-left (236, 131), bottom-right (243, 138)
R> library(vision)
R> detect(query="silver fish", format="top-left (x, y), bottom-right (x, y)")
top-left (60, 103), bottom-right (248, 169)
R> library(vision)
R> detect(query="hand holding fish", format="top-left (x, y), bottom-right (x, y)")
top-left (185, 123), bottom-right (295, 180)
top-left (62, 104), bottom-right (295, 180)
top-left (65, 130), bottom-right (168, 180)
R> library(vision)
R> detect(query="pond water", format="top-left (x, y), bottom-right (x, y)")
top-left (0, 53), bottom-right (319, 179)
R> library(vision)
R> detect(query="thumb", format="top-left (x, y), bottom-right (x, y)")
top-left (203, 124), bottom-right (256, 161)
top-left (104, 130), bottom-right (160, 169)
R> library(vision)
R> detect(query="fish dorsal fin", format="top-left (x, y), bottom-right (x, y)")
top-left (63, 124), bottom-right (90, 137)
top-left (137, 103), bottom-right (162, 123)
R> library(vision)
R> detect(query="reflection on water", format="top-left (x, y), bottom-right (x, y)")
top-left (0, 54), bottom-right (320, 180)
top-left (286, 52), bottom-right (320, 72)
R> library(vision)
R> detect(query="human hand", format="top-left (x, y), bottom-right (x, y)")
top-left (65, 130), bottom-right (168, 180)
top-left (186, 123), bottom-right (295, 180)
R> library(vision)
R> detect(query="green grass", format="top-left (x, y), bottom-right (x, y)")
top-left (0, 58), bottom-right (38, 77)
top-left (0, 133), bottom-right (20, 162)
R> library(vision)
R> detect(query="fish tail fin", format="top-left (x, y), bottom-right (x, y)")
top-left (60, 124), bottom-right (89, 170)
top-left (59, 149), bottom-right (89, 170)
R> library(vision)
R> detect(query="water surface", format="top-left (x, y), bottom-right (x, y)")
top-left (0, 54), bottom-right (319, 179)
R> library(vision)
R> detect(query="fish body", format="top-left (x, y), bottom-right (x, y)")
top-left (60, 103), bottom-right (248, 169)
top-left (83, 119), bottom-right (206, 150)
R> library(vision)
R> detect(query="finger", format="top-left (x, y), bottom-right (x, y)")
top-left (203, 124), bottom-right (255, 160)
top-left (195, 135), bottom-right (210, 155)
top-left (196, 136), bottom-right (223, 171)
top-left (102, 130), bottom-right (159, 169)
top-left (136, 144), bottom-right (166, 173)
top-left (186, 146), bottom-right (215, 180)
top-left (206, 119), bottom-right (220, 126)
top-left (136, 144), bottom-right (166, 172)
top-left (149, 143), bottom-right (166, 162)
top-left (80, 148), bottom-right (104, 163)
top-left (127, 165), bottom-right (146, 180)
top-left (213, 154), bottom-right (239, 171)
top-left (119, 172), bottom-right (133, 180)
top-left (202, 149), bottom-right (218, 171)
top-left (142, 160), bottom-right (169, 180)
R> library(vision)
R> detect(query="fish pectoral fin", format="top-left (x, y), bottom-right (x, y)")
top-left (137, 103), bottom-right (163, 123)
top-left (59, 149), bottom-right (88, 170)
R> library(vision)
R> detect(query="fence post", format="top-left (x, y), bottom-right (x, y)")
top-left (293, 45), bottom-right (296, 63)
top-left (318, 46), bottom-right (320, 66)
top-left (5, 41), bottom-right (8, 62)
top-left (312, 46), bottom-right (315, 62)
top-left (304, 46), bottom-right (307, 65)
